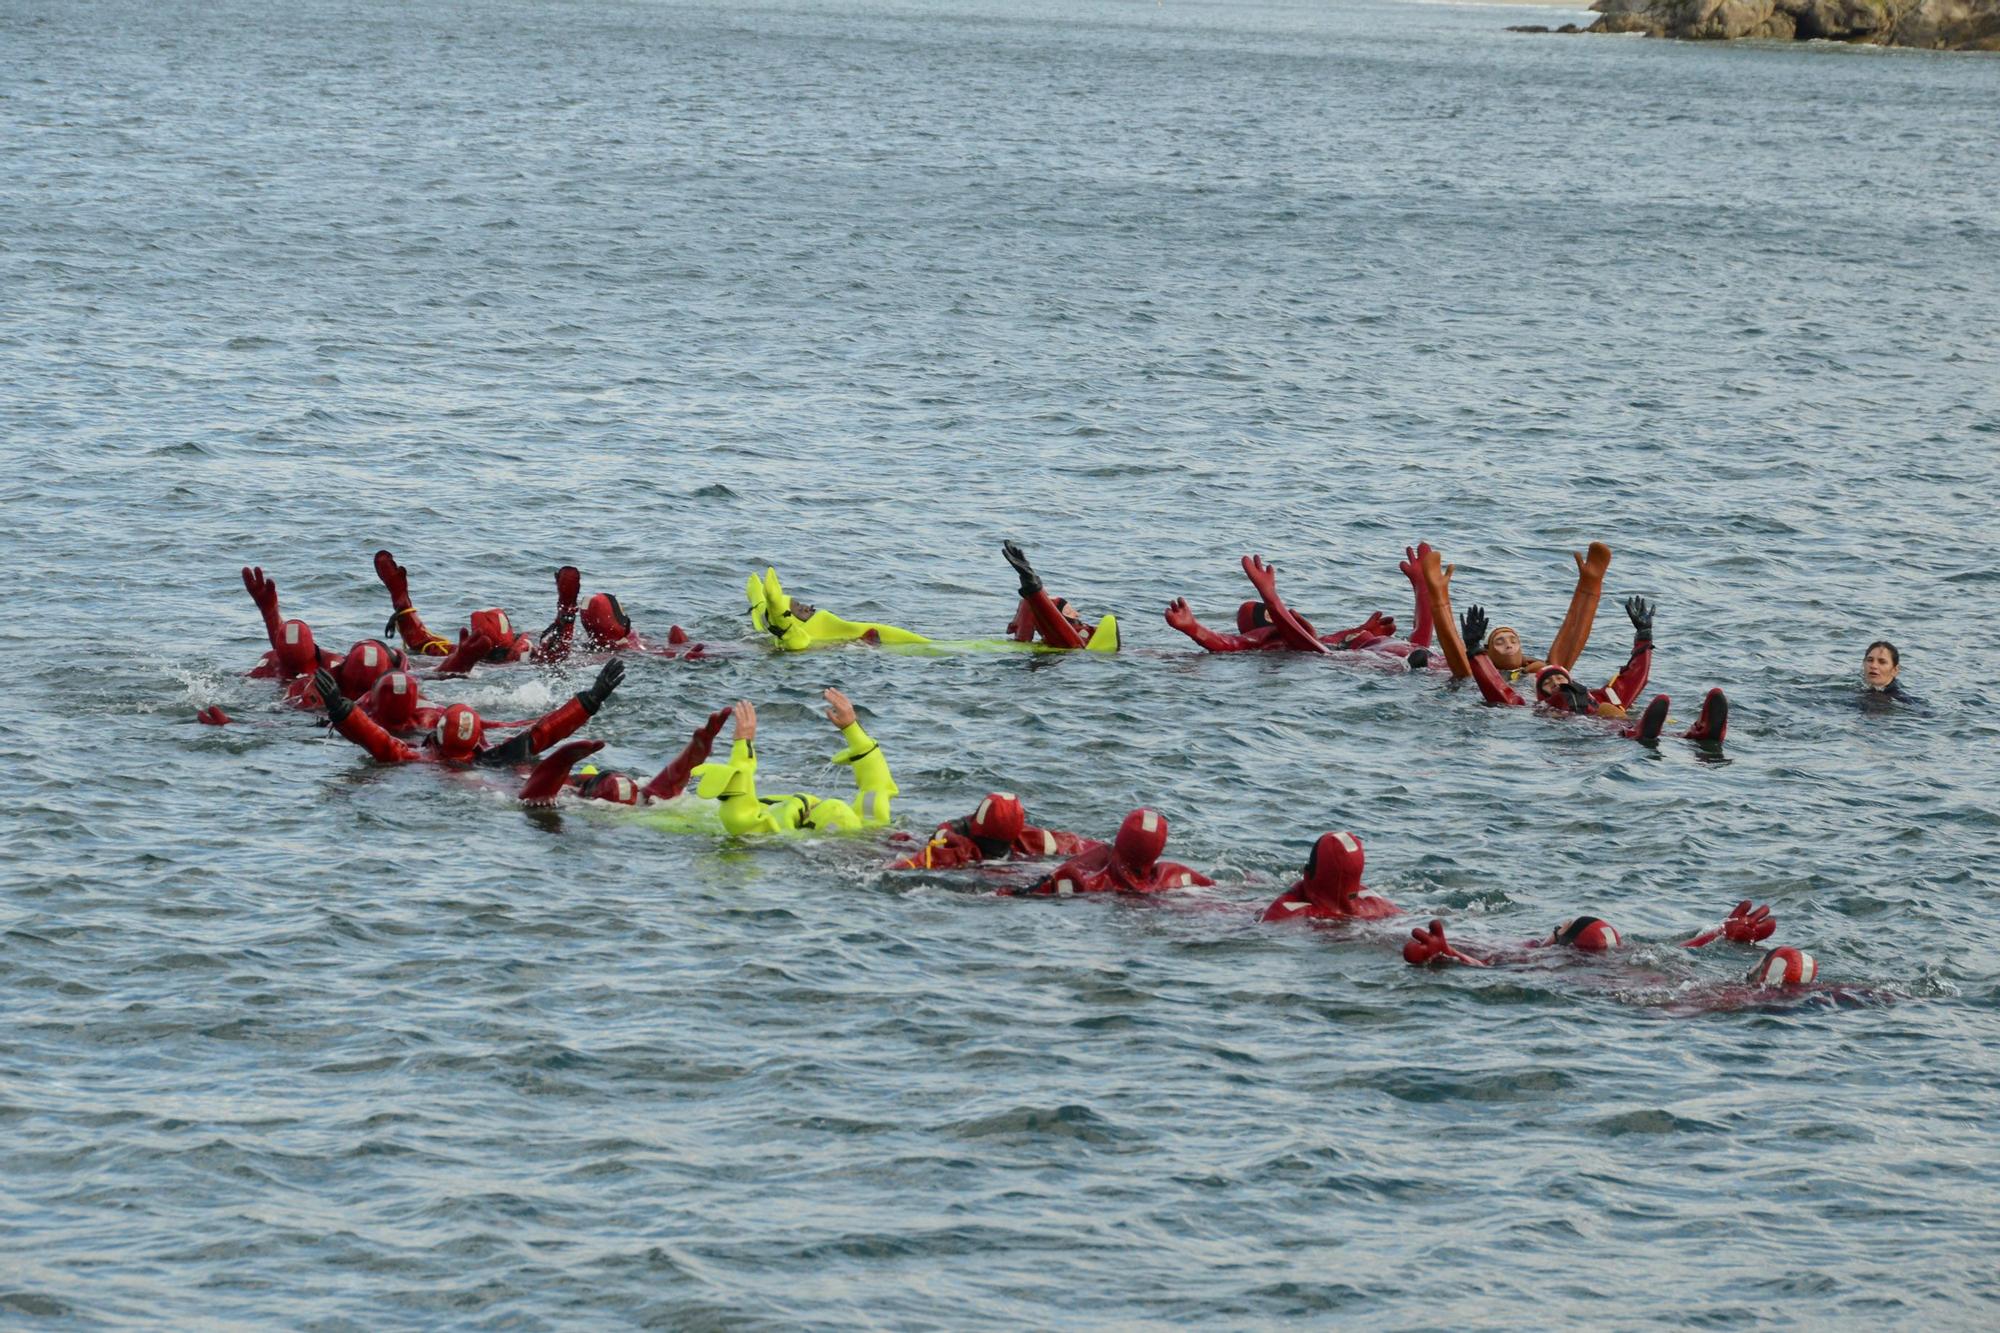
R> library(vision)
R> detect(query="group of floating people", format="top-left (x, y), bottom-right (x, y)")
top-left (206, 538), bottom-right (1916, 1003)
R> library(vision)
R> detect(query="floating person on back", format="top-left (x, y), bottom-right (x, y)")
top-left (1401, 901), bottom-right (1778, 967)
top-left (1164, 545), bottom-right (1435, 665)
top-left (998, 541), bottom-right (1119, 652)
top-left (687, 690), bottom-right (899, 833)
top-left (745, 568), bottom-right (931, 651)
top-left (1448, 598), bottom-right (1729, 746)
top-left (1418, 541), bottom-right (1612, 683)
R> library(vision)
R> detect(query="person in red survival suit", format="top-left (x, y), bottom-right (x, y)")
top-left (552, 585), bottom-right (705, 662)
top-left (241, 566), bottom-right (335, 680)
top-left (1164, 552), bottom-right (1434, 665)
top-left (1002, 808), bottom-right (1214, 896)
top-left (517, 708), bottom-right (735, 806)
top-left (886, 792), bottom-right (1103, 871)
top-left (374, 549), bottom-right (582, 666)
top-left (1455, 599), bottom-right (1730, 746)
top-left (312, 659), bottom-right (623, 768)
top-left (999, 541), bottom-right (1118, 651)
top-left (1401, 901), bottom-right (1778, 967)
top-left (1260, 832), bottom-right (1403, 922)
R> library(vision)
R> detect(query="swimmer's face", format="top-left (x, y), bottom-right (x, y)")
top-left (1055, 598), bottom-right (1086, 633)
top-left (1863, 645), bottom-right (1898, 688)
top-left (1487, 629), bottom-right (1524, 670)
top-left (792, 599), bottom-right (815, 621)
top-left (1536, 669), bottom-right (1571, 701)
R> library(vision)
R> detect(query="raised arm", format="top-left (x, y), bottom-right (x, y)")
top-left (1164, 598), bottom-right (1264, 653)
top-left (1001, 542), bottom-right (1088, 650)
top-left (825, 687), bottom-right (897, 825)
top-left (1419, 547), bottom-right (1471, 678)
top-left (643, 706), bottom-right (732, 800)
top-left (1682, 901), bottom-right (1776, 949)
top-left (479, 659), bottom-right (624, 767)
top-left (1240, 555), bottom-right (1329, 654)
top-left (1399, 543), bottom-right (1435, 648)
top-left (1547, 541), bottom-right (1611, 671)
top-left (1595, 598), bottom-right (1654, 714)
top-left (242, 566), bottom-right (287, 653)
top-left (534, 565), bottom-right (581, 663)
top-left (375, 549), bottom-right (452, 657)
top-left (521, 740), bottom-right (605, 806)
top-left (1461, 607), bottom-right (1525, 706)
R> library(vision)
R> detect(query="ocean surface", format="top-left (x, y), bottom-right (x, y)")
top-left (4, 0), bottom-right (1999, 1325)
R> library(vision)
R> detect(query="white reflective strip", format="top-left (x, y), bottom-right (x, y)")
top-left (613, 778), bottom-right (632, 802)
top-left (1335, 832), bottom-right (1359, 854)
top-left (497, 612), bottom-right (511, 638)
top-left (284, 624), bottom-right (301, 645)
top-left (1038, 830), bottom-right (1055, 855)
top-left (1175, 873), bottom-right (1191, 887)
top-left (391, 674), bottom-right (409, 695)
top-left (1140, 811), bottom-right (1159, 834)
top-left (1603, 685), bottom-right (1622, 708)
top-left (861, 790), bottom-right (878, 819)
top-left (1604, 926), bottom-right (1622, 947)
top-left (1056, 879), bottom-right (1074, 897)
top-left (456, 712), bottom-right (475, 741)
top-left (362, 645), bottom-right (379, 667)
top-left (975, 799), bottom-right (991, 826)
top-left (996, 791), bottom-right (1016, 802)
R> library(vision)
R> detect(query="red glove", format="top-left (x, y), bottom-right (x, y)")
top-left (242, 566), bottom-right (279, 617)
top-left (1164, 598), bottom-right (1199, 635)
top-left (1403, 920), bottom-right (1486, 967)
top-left (374, 549), bottom-right (411, 602)
top-left (1398, 542), bottom-right (1433, 586)
top-left (667, 625), bottom-right (688, 645)
top-left (555, 565), bottom-right (580, 611)
top-left (1683, 901), bottom-right (1776, 948)
top-left (196, 706), bottom-right (231, 726)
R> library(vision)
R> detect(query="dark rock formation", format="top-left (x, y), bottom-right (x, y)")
top-left (1587, 0), bottom-right (2000, 46)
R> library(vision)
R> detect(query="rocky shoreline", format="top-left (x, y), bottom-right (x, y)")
top-left (1510, 0), bottom-right (2000, 47)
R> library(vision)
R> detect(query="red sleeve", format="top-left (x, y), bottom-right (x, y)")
top-left (1169, 616), bottom-right (1263, 654)
top-left (388, 605), bottom-right (452, 656)
top-left (1597, 640), bottom-right (1653, 714)
top-left (332, 706), bottom-right (420, 763)
top-left (526, 696), bottom-right (591, 754)
top-left (1249, 581), bottom-right (1327, 655)
top-left (1405, 565), bottom-right (1434, 649)
top-left (430, 632), bottom-right (492, 677)
top-left (1021, 588), bottom-right (1087, 649)
top-left (1469, 653), bottom-right (1526, 706)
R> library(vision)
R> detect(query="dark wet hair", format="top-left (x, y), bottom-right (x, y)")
top-left (1866, 640), bottom-right (1900, 667)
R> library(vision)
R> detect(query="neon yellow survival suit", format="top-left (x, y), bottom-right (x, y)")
top-left (746, 568), bottom-right (929, 652)
top-left (690, 721), bottom-right (898, 834)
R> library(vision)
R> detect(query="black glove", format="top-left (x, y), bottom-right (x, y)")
top-left (576, 658), bottom-right (626, 715)
top-left (1460, 604), bottom-right (1489, 656)
top-left (538, 610), bottom-right (575, 656)
top-left (1625, 596), bottom-right (1655, 646)
top-left (1001, 540), bottom-right (1043, 597)
top-left (314, 668), bottom-right (352, 724)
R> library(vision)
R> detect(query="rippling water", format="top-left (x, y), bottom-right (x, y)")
top-left (5, 0), bottom-right (1999, 1324)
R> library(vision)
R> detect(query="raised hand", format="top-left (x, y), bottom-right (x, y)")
top-left (1164, 598), bottom-right (1198, 634)
top-left (312, 668), bottom-right (351, 723)
top-left (579, 658), bottom-right (626, 711)
top-left (373, 549), bottom-right (411, 600)
top-left (823, 686), bottom-right (857, 729)
top-left (1399, 542), bottom-right (1433, 583)
top-left (1574, 542), bottom-right (1612, 580)
top-left (555, 565), bottom-right (581, 610)
top-left (1000, 541), bottom-right (1042, 595)
top-left (731, 699), bottom-right (757, 743)
top-left (1242, 554), bottom-right (1281, 598)
top-left (1625, 596), bottom-right (1655, 643)
top-left (1404, 919), bottom-right (1483, 967)
top-left (1724, 901), bottom-right (1776, 943)
top-left (1460, 604), bottom-right (1489, 655)
top-left (1418, 546), bottom-right (1454, 591)
top-left (241, 566), bottom-right (279, 614)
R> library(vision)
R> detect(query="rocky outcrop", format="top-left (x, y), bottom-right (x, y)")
top-left (1587, 0), bottom-right (2000, 46)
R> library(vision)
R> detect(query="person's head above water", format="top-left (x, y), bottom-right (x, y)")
top-left (967, 792), bottom-right (1027, 853)
top-left (368, 669), bottom-right (422, 731)
top-left (1235, 601), bottom-right (1273, 633)
top-left (1113, 808), bottom-right (1169, 874)
top-left (276, 619), bottom-right (319, 677)
top-left (468, 609), bottom-right (516, 649)
top-left (1299, 831), bottom-right (1364, 909)
top-left (433, 702), bottom-right (486, 763)
top-left (1549, 916), bottom-right (1621, 951)
top-left (1534, 664), bottom-right (1592, 713)
top-left (1486, 625), bottom-right (1526, 671)
top-left (582, 593), bottom-right (633, 647)
top-left (578, 769), bottom-right (639, 804)
top-left (1863, 641), bottom-right (1900, 690)
top-left (334, 639), bottom-right (399, 699)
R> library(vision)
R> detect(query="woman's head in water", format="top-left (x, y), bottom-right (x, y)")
top-left (1863, 641), bottom-right (1900, 690)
